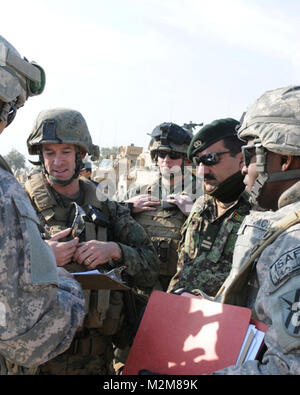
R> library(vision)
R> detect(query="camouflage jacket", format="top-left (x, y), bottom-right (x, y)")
top-left (213, 181), bottom-right (300, 374)
top-left (0, 166), bottom-right (85, 373)
top-left (168, 193), bottom-right (251, 296)
top-left (25, 173), bottom-right (159, 292)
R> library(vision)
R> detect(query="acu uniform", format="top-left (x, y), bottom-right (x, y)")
top-left (0, 37), bottom-right (85, 375)
top-left (214, 85), bottom-right (300, 374)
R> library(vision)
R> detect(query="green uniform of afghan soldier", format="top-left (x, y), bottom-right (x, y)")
top-left (168, 119), bottom-right (251, 297)
top-left (25, 108), bottom-right (159, 375)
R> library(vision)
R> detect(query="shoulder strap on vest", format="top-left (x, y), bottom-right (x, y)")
top-left (216, 209), bottom-right (300, 304)
top-left (25, 172), bottom-right (57, 221)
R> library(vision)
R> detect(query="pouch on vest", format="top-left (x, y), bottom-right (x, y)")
top-left (152, 237), bottom-right (178, 277)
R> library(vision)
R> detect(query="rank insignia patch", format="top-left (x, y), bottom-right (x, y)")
top-left (280, 289), bottom-right (300, 336)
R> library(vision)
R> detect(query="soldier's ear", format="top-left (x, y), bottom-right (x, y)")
top-left (281, 155), bottom-right (293, 171)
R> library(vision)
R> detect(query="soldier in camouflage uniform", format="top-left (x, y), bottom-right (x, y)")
top-left (25, 108), bottom-right (159, 375)
top-left (0, 36), bottom-right (85, 374)
top-left (121, 122), bottom-right (201, 292)
top-left (212, 85), bottom-right (300, 375)
top-left (168, 118), bottom-right (251, 297)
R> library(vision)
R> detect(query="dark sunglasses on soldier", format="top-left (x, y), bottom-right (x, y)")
top-left (192, 151), bottom-right (230, 166)
top-left (241, 145), bottom-right (257, 167)
top-left (157, 150), bottom-right (184, 160)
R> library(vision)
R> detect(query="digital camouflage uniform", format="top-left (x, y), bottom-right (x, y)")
top-left (26, 109), bottom-right (159, 375)
top-left (213, 85), bottom-right (300, 374)
top-left (0, 37), bottom-right (85, 374)
top-left (214, 183), bottom-right (300, 374)
top-left (168, 192), bottom-right (251, 296)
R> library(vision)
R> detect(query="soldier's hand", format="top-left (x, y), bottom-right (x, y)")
top-left (46, 228), bottom-right (79, 267)
top-left (166, 194), bottom-right (194, 216)
top-left (125, 194), bottom-right (160, 213)
top-left (73, 240), bottom-right (122, 269)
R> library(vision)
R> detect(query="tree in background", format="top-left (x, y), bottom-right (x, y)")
top-left (4, 149), bottom-right (26, 174)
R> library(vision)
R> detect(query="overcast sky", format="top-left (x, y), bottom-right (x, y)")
top-left (1, 0), bottom-right (299, 161)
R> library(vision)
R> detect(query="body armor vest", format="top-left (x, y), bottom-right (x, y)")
top-left (134, 205), bottom-right (185, 278)
top-left (25, 172), bottom-right (123, 335)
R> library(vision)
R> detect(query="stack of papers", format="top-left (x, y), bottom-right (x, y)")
top-left (236, 324), bottom-right (266, 365)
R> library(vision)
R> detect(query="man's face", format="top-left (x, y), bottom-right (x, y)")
top-left (196, 139), bottom-right (243, 194)
top-left (80, 168), bottom-right (91, 180)
top-left (242, 139), bottom-right (283, 210)
top-left (156, 150), bottom-right (184, 179)
top-left (42, 143), bottom-right (77, 183)
top-left (241, 139), bottom-right (258, 194)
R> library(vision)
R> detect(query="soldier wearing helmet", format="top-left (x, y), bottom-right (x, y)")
top-left (25, 108), bottom-right (159, 375)
top-left (0, 37), bottom-right (85, 374)
top-left (212, 86), bottom-right (300, 374)
top-left (167, 118), bottom-right (251, 297)
top-left (119, 122), bottom-right (200, 293)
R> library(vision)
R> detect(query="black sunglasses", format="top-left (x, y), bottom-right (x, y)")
top-left (241, 145), bottom-right (257, 167)
top-left (157, 150), bottom-right (184, 160)
top-left (192, 151), bottom-right (230, 166)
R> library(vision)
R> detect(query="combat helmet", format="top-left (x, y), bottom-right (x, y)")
top-left (0, 36), bottom-right (45, 126)
top-left (149, 122), bottom-right (192, 161)
top-left (27, 108), bottom-right (100, 159)
top-left (27, 108), bottom-right (99, 186)
top-left (237, 85), bottom-right (300, 204)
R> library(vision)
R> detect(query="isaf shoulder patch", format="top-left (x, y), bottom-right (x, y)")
top-left (280, 289), bottom-right (300, 336)
top-left (270, 246), bottom-right (300, 287)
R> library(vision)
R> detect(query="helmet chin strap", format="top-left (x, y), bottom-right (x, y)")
top-left (250, 145), bottom-right (300, 206)
top-left (40, 151), bottom-right (84, 187)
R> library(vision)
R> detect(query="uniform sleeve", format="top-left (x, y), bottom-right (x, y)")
top-left (0, 172), bottom-right (85, 368)
top-left (106, 200), bottom-right (160, 290)
top-left (212, 225), bottom-right (300, 375)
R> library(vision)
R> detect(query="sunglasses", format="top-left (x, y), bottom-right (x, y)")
top-left (157, 150), bottom-right (184, 160)
top-left (241, 145), bottom-right (257, 167)
top-left (192, 151), bottom-right (230, 166)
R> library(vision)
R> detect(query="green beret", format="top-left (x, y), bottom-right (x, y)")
top-left (187, 118), bottom-right (240, 159)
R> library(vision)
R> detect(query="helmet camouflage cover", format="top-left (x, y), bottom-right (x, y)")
top-left (27, 108), bottom-right (100, 160)
top-left (149, 122), bottom-right (192, 159)
top-left (238, 85), bottom-right (300, 156)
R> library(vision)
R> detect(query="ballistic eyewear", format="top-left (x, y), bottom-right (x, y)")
top-left (241, 144), bottom-right (258, 167)
top-left (157, 150), bottom-right (184, 160)
top-left (192, 151), bottom-right (230, 166)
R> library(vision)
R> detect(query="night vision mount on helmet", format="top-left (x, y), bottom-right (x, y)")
top-left (148, 122), bottom-right (192, 160)
top-left (0, 36), bottom-right (45, 126)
